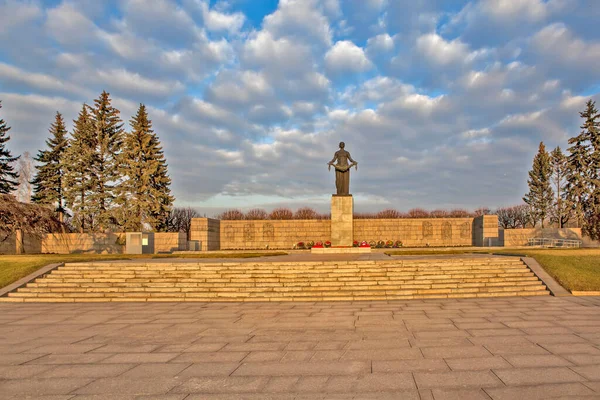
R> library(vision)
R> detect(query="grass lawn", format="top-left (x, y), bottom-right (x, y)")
top-left (0, 252), bottom-right (287, 290)
top-left (386, 248), bottom-right (600, 292)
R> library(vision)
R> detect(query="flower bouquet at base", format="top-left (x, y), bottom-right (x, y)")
top-left (359, 241), bottom-right (370, 247)
top-left (353, 240), bottom-right (359, 247)
top-left (324, 241), bottom-right (332, 248)
top-left (376, 240), bottom-right (385, 248)
top-left (385, 240), bottom-right (394, 248)
top-left (313, 241), bottom-right (324, 248)
top-left (307, 240), bottom-right (315, 249)
top-left (368, 240), bottom-right (376, 248)
top-left (296, 241), bottom-right (305, 249)
top-left (393, 240), bottom-right (403, 248)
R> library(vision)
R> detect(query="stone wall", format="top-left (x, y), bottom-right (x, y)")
top-left (154, 232), bottom-right (188, 253)
top-left (42, 233), bottom-right (126, 254)
top-left (502, 228), bottom-right (582, 247)
top-left (190, 218), bottom-right (221, 250)
top-left (354, 218), bottom-right (475, 247)
top-left (217, 219), bottom-right (330, 250)
top-left (0, 233), bottom-right (15, 254)
top-left (473, 215), bottom-right (500, 247)
top-left (191, 216), bottom-right (501, 250)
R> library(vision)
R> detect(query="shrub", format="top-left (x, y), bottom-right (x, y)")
top-left (218, 209), bottom-right (244, 220)
top-left (376, 209), bottom-right (403, 219)
top-left (294, 207), bottom-right (319, 219)
top-left (245, 208), bottom-right (267, 220)
top-left (269, 207), bottom-right (293, 220)
top-left (449, 208), bottom-right (470, 218)
top-left (430, 209), bottom-right (449, 218)
top-left (407, 208), bottom-right (430, 218)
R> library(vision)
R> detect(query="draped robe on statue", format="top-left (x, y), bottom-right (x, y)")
top-left (329, 149), bottom-right (357, 195)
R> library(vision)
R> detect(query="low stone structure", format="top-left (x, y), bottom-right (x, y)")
top-left (190, 215), bottom-right (500, 250)
top-left (501, 228), bottom-right (582, 247)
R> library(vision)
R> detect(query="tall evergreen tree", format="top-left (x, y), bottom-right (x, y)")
top-left (549, 146), bottom-right (570, 228)
top-left (0, 101), bottom-right (19, 194)
top-left (89, 91), bottom-right (124, 231)
top-left (63, 104), bottom-right (96, 232)
top-left (523, 142), bottom-right (553, 228)
top-left (566, 100), bottom-right (599, 237)
top-left (31, 112), bottom-right (69, 221)
top-left (117, 104), bottom-right (174, 231)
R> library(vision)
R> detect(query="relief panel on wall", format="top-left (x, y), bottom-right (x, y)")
top-left (243, 223), bottom-right (255, 242)
top-left (422, 221), bottom-right (433, 239)
top-left (263, 223), bottom-right (274, 241)
top-left (442, 222), bottom-right (453, 241)
top-left (460, 222), bottom-right (471, 239)
top-left (224, 225), bottom-right (235, 242)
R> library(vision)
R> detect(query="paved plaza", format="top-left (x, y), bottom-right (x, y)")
top-left (1, 296), bottom-right (599, 399)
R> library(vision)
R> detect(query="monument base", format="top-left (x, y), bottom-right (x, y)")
top-left (331, 195), bottom-right (353, 247)
top-left (311, 247), bottom-right (371, 254)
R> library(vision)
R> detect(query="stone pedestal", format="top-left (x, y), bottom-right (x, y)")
top-left (331, 195), bottom-right (353, 246)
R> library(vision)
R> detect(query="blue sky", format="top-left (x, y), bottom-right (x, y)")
top-left (1, 0), bottom-right (599, 215)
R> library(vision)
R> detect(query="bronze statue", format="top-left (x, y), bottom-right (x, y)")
top-left (328, 142), bottom-right (357, 195)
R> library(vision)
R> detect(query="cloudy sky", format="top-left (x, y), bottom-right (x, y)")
top-left (1, 0), bottom-right (599, 215)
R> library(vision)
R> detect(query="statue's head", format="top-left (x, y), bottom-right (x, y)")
top-left (339, 141), bottom-right (345, 149)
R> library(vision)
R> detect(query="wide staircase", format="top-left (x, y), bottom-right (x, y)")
top-left (0, 257), bottom-right (550, 302)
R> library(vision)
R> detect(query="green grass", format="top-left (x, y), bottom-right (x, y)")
top-left (386, 248), bottom-right (600, 292)
top-left (0, 252), bottom-right (287, 290)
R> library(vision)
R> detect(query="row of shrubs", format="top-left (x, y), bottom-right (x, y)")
top-left (217, 207), bottom-right (492, 220)
top-left (295, 240), bottom-right (403, 249)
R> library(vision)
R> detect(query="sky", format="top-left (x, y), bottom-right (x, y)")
top-left (0, 0), bottom-right (599, 216)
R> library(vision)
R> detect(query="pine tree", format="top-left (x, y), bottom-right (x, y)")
top-left (89, 91), bottom-right (124, 231)
top-left (549, 146), bottom-right (570, 228)
top-left (63, 104), bottom-right (96, 232)
top-left (117, 104), bottom-right (174, 231)
top-left (566, 100), bottom-right (600, 238)
top-left (0, 101), bottom-right (19, 194)
top-left (31, 112), bottom-right (69, 221)
top-left (523, 142), bottom-right (554, 228)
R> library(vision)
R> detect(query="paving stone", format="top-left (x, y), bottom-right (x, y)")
top-left (340, 348), bottom-right (423, 361)
top-left (414, 371), bottom-right (503, 389)
top-left (431, 389), bottom-right (491, 400)
top-left (571, 365), bottom-right (600, 380)
top-left (0, 365), bottom-right (54, 380)
top-left (294, 376), bottom-right (330, 392)
top-left (263, 376), bottom-right (300, 392)
top-left (422, 346), bottom-right (492, 359)
top-left (562, 354), bottom-right (600, 365)
top-left (484, 343), bottom-right (550, 356)
top-left (171, 376), bottom-right (269, 393)
top-left (503, 354), bottom-right (573, 368)
top-left (492, 367), bottom-right (586, 385)
top-left (39, 364), bottom-right (136, 378)
top-left (354, 373), bottom-right (415, 391)
top-left (74, 377), bottom-right (184, 395)
top-left (100, 353), bottom-right (179, 364)
top-left (27, 354), bottom-right (113, 365)
top-left (169, 351), bottom-right (249, 363)
top-left (120, 363), bottom-right (192, 378)
top-left (444, 356), bottom-right (511, 371)
top-left (540, 343), bottom-right (600, 355)
top-left (232, 361), bottom-right (370, 376)
top-left (483, 382), bottom-right (596, 400)
top-left (373, 359), bottom-right (449, 373)
top-left (0, 378), bottom-right (93, 396)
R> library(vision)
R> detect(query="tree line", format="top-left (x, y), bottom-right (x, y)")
top-left (0, 93), bottom-right (174, 233)
top-left (523, 100), bottom-right (600, 239)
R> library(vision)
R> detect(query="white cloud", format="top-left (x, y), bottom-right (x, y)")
top-left (0, 63), bottom-right (88, 97)
top-left (480, 0), bottom-right (549, 22)
top-left (45, 2), bottom-right (99, 46)
top-left (415, 33), bottom-right (469, 66)
top-left (366, 34), bottom-right (394, 54)
top-left (325, 40), bottom-right (373, 74)
top-left (198, 0), bottom-right (245, 33)
top-left (263, 0), bottom-right (333, 46)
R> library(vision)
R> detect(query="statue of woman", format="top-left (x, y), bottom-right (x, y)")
top-left (328, 142), bottom-right (358, 195)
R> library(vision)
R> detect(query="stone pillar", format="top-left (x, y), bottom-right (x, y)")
top-left (190, 218), bottom-right (221, 251)
top-left (15, 229), bottom-right (24, 255)
top-left (473, 215), bottom-right (500, 247)
top-left (331, 195), bottom-right (353, 246)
